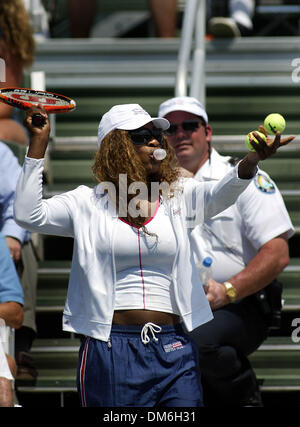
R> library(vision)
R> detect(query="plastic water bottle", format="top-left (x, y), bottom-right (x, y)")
top-left (197, 256), bottom-right (213, 286)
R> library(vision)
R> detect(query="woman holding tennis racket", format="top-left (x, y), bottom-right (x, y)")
top-left (14, 102), bottom-right (291, 407)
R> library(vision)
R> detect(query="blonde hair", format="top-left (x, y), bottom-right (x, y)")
top-left (0, 0), bottom-right (35, 67)
top-left (92, 129), bottom-right (180, 230)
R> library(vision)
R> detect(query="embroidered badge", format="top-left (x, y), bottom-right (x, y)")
top-left (163, 341), bottom-right (184, 353)
top-left (254, 173), bottom-right (275, 194)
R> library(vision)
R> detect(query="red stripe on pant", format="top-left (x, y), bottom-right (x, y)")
top-left (79, 336), bottom-right (90, 407)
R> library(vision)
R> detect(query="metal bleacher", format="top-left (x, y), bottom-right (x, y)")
top-left (13, 1), bottom-right (300, 407)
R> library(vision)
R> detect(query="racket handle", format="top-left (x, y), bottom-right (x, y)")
top-left (32, 114), bottom-right (46, 127)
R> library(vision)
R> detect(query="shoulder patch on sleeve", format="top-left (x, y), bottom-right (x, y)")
top-left (254, 173), bottom-right (276, 194)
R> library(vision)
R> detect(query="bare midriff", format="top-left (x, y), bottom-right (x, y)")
top-left (112, 309), bottom-right (180, 326)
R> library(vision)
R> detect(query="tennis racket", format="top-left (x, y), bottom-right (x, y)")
top-left (0, 87), bottom-right (76, 126)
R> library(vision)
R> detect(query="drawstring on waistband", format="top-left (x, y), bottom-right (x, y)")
top-left (141, 322), bottom-right (162, 344)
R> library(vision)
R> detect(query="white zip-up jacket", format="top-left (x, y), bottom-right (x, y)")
top-left (14, 156), bottom-right (253, 341)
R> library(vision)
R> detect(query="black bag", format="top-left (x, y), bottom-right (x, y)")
top-left (253, 279), bottom-right (283, 330)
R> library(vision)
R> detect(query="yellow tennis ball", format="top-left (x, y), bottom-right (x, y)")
top-left (245, 131), bottom-right (267, 152)
top-left (264, 113), bottom-right (286, 134)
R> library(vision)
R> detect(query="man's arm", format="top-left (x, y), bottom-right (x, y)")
top-left (0, 302), bottom-right (23, 329)
top-left (0, 143), bottom-right (29, 250)
top-left (5, 236), bottom-right (22, 263)
top-left (0, 233), bottom-right (24, 324)
top-left (206, 236), bottom-right (289, 310)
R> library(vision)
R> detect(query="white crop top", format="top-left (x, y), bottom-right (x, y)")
top-left (114, 200), bottom-right (179, 314)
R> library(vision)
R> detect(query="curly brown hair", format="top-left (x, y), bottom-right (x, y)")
top-left (0, 0), bottom-right (35, 67)
top-left (92, 129), bottom-right (180, 230)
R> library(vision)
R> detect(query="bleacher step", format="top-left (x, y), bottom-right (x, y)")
top-left (251, 338), bottom-right (300, 390)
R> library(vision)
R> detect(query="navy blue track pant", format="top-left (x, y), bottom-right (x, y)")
top-left (77, 323), bottom-right (203, 407)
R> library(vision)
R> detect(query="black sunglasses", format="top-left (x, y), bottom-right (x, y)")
top-left (128, 128), bottom-right (163, 146)
top-left (165, 119), bottom-right (205, 136)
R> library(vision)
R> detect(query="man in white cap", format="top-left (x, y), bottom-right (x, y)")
top-left (158, 96), bottom-right (295, 406)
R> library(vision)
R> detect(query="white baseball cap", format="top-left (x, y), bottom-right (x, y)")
top-left (97, 104), bottom-right (170, 147)
top-left (158, 96), bottom-right (208, 123)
